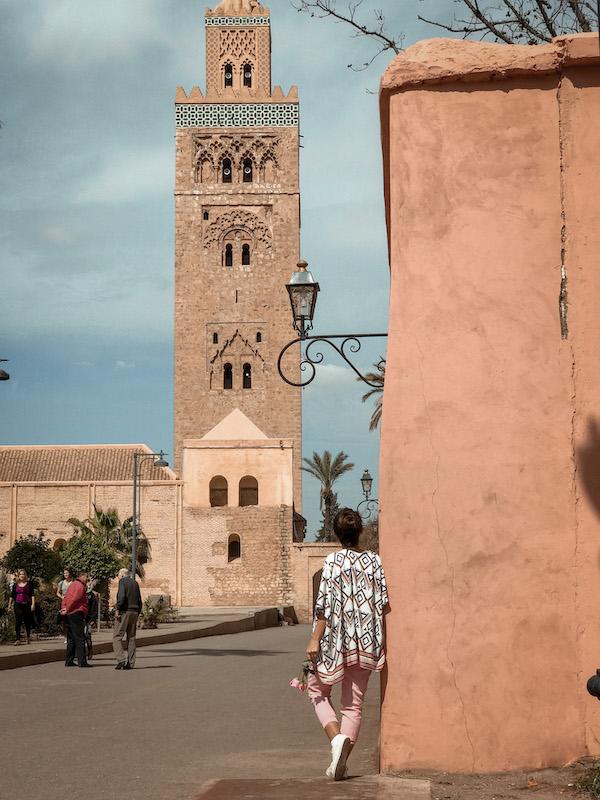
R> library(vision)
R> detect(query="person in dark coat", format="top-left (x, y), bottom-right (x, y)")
top-left (113, 568), bottom-right (142, 670)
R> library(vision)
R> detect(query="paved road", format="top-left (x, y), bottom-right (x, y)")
top-left (0, 625), bottom-right (380, 800)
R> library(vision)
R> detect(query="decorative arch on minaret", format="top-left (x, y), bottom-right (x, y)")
top-left (203, 209), bottom-right (272, 251)
top-left (208, 329), bottom-right (265, 391)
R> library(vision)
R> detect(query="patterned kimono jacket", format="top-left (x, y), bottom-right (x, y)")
top-left (314, 549), bottom-right (389, 685)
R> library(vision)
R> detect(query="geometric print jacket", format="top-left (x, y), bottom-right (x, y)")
top-left (314, 549), bottom-right (389, 685)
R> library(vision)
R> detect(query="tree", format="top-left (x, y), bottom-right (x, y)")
top-left (60, 532), bottom-right (121, 585)
top-left (303, 450), bottom-right (355, 540)
top-left (360, 517), bottom-right (379, 552)
top-left (1, 533), bottom-right (62, 584)
top-left (419, 0), bottom-right (598, 44)
top-left (316, 492), bottom-right (342, 542)
top-left (294, 1), bottom-right (599, 65)
top-left (359, 358), bottom-right (385, 431)
top-left (67, 505), bottom-right (151, 578)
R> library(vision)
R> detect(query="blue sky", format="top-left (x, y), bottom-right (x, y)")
top-left (0, 0), bottom-right (451, 534)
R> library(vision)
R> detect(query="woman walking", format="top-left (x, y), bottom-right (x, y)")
top-left (11, 569), bottom-right (36, 645)
top-left (306, 508), bottom-right (389, 781)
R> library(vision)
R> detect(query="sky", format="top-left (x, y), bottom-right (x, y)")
top-left (0, 0), bottom-right (452, 535)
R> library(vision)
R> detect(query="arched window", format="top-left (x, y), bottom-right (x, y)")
top-left (242, 157), bottom-right (253, 183)
top-left (243, 63), bottom-right (252, 88)
top-left (203, 210), bottom-right (210, 221)
top-left (223, 362), bottom-right (233, 389)
top-left (228, 534), bottom-right (241, 562)
top-left (256, 332), bottom-right (262, 343)
top-left (210, 476), bottom-right (228, 507)
top-left (241, 243), bottom-right (251, 266)
top-left (242, 362), bottom-right (252, 389)
top-left (222, 157), bottom-right (232, 183)
top-left (224, 64), bottom-right (233, 88)
top-left (53, 538), bottom-right (67, 551)
top-left (224, 243), bottom-right (233, 267)
top-left (239, 475), bottom-right (258, 506)
top-left (212, 332), bottom-right (218, 344)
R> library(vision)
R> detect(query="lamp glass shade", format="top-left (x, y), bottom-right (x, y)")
top-left (361, 469), bottom-right (373, 497)
top-left (154, 451), bottom-right (168, 468)
top-left (286, 261), bottom-right (319, 331)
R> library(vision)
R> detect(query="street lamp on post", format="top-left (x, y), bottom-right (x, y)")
top-left (277, 260), bottom-right (388, 387)
top-left (0, 359), bottom-right (10, 381)
top-left (131, 450), bottom-right (168, 580)
top-left (357, 468), bottom-right (379, 521)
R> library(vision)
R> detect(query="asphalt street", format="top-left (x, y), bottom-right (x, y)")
top-left (0, 625), bottom-right (380, 800)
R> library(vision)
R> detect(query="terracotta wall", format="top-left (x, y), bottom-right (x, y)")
top-left (379, 34), bottom-right (600, 773)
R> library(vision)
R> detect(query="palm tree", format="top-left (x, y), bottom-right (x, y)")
top-left (302, 451), bottom-right (355, 541)
top-left (66, 505), bottom-right (151, 578)
top-left (359, 359), bottom-right (385, 431)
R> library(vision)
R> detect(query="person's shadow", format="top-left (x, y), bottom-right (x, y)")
top-left (576, 417), bottom-right (600, 570)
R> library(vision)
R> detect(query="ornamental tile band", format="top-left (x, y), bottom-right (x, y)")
top-left (205, 16), bottom-right (270, 25)
top-left (176, 103), bottom-right (298, 127)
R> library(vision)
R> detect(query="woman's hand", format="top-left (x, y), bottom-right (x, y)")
top-left (306, 635), bottom-right (320, 662)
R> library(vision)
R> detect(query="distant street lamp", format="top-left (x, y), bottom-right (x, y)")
top-left (278, 260), bottom-right (387, 387)
top-left (357, 468), bottom-right (379, 521)
top-left (131, 450), bottom-right (168, 579)
top-left (0, 359), bottom-right (10, 381)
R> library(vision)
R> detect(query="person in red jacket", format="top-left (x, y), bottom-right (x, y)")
top-left (61, 570), bottom-right (90, 668)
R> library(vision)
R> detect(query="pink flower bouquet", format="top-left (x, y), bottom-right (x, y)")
top-left (289, 658), bottom-right (315, 693)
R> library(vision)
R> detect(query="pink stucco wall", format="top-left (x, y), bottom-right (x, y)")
top-left (379, 34), bottom-right (600, 773)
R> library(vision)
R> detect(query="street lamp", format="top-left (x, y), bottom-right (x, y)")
top-left (131, 450), bottom-right (168, 579)
top-left (0, 359), bottom-right (10, 381)
top-left (357, 467), bottom-right (379, 521)
top-left (286, 260), bottom-right (320, 338)
top-left (277, 260), bottom-right (387, 387)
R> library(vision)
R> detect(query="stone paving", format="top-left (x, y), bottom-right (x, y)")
top-left (194, 776), bottom-right (430, 799)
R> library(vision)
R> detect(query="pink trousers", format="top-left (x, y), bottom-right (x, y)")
top-left (306, 665), bottom-right (372, 743)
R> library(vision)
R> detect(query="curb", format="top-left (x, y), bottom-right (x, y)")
top-left (0, 607), bottom-right (280, 671)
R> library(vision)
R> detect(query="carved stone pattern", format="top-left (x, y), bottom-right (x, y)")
top-left (203, 210), bottom-right (272, 249)
top-left (256, 28), bottom-right (270, 96)
top-left (209, 329), bottom-right (265, 366)
top-left (220, 29), bottom-right (256, 59)
top-left (176, 103), bottom-right (298, 127)
top-left (205, 16), bottom-right (270, 25)
top-left (194, 135), bottom-right (279, 169)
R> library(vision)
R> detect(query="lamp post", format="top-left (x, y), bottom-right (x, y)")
top-left (278, 261), bottom-right (387, 387)
top-left (357, 468), bottom-right (379, 521)
top-left (131, 450), bottom-right (168, 579)
top-left (0, 359), bottom-right (10, 381)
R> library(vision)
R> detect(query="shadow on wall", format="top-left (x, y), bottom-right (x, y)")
top-left (576, 418), bottom-right (600, 571)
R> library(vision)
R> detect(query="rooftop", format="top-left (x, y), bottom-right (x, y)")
top-left (0, 444), bottom-right (176, 483)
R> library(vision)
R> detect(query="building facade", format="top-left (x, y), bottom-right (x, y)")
top-left (0, 1), bottom-right (329, 620)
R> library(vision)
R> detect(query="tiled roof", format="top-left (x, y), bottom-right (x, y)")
top-left (0, 445), bottom-right (175, 483)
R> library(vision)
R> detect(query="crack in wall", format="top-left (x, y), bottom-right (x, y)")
top-left (557, 72), bottom-right (569, 340)
top-left (414, 337), bottom-right (476, 771)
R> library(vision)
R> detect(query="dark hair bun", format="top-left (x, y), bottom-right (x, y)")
top-left (333, 508), bottom-right (363, 547)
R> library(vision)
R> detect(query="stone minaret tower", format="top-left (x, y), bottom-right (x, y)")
top-left (174, 0), bottom-right (301, 502)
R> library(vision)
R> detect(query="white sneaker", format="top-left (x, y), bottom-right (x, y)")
top-left (329, 734), bottom-right (351, 781)
top-left (325, 764), bottom-right (348, 779)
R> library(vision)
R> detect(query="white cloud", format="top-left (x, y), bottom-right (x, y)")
top-left (76, 146), bottom-right (173, 204)
top-left (41, 225), bottom-right (73, 244)
top-left (115, 360), bottom-right (135, 369)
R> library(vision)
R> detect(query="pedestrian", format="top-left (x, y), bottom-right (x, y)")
top-left (56, 568), bottom-right (73, 643)
top-left (305, 508), bottom-right (389, 781)
top-left (61, 570), bottom-right (90, 668)
top-left (10, 569), bottom-right (36, 646)
top-left (113, 567), bottom-right (142, 670)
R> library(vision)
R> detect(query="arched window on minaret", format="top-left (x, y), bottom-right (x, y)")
top-left (222, 157), bottom-right (232, 183)
top-left (223, 362), bottom-right (233, 389)
top-left (262, 157), bottom-right (276, 184)
top-left (242, 362), bottom-right (252, 389)
top-left (224, 63), bottom-right (234, 88)
top-left (241, 243), bottom-right (251, 266)
top-left (242, 157), bottom-right (253, 183)
top-left (224, 242), bottom-right (233, 267)
top-left (243, 63), bottom-right (252, 88)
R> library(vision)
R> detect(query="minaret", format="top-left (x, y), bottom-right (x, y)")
top-left (173, 0), bottom-right (302, 505)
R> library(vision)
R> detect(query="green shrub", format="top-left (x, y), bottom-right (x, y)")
top-left (139, 597), bottom-right (177, 629)
top-left (576, 765), bottom-right (600, 797)
top-left (32, 584), bottom-right (63, 638)
top-left (0, 567), bottom-right (15, 642)
top-left (1, 533), bottom-right (62, 584)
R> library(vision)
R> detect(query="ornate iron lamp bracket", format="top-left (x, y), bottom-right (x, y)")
top-left (357, 498), bottom-right (379, 521)
top-left (277, 333), bottom-right (388, 388)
